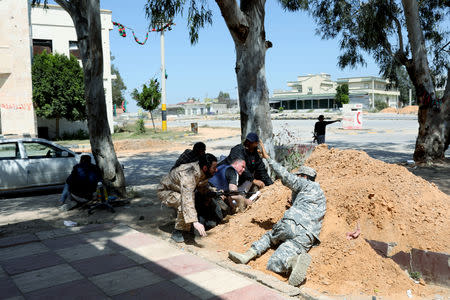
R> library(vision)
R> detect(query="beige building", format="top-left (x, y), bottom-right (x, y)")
top-left (337, 76), bottom-right (400, 109)
top-left (0, 1), bottom-right (114, 138)
top-left (270, 73), bottom-right (338, 110)
top-left (270, 74), bottom-right (400, 110)
top-left (0, 0), bottom-right (37, 136)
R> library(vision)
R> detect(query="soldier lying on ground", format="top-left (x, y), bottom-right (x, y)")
top-left (157, 153), bottom-right (218, 243)
top-left (228, 140), bottom-right (327, 286)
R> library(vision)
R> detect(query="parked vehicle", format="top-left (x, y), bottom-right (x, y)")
top-left (0, 137), bottom-right (94, 193)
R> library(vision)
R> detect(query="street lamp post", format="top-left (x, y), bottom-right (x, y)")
top-left (160, 28), bottom-right (167, 131)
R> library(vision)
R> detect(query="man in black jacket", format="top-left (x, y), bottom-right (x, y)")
top-left (219, 132), bottom-right (273, 191)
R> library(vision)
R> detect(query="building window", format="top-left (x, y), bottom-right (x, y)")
top-left (69, 41), bottom-right (81, 59)
top-left (308, 87), bottom-right (312, 94)
top-left (33, 39), bottom-right (52, 55)
top-left (297, 85), bottom-right (302, 93)
top-left (364, 83), bottom-right (369, 89)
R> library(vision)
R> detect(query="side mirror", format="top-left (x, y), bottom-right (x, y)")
top-left (61, 151), bottom-right (69, 157)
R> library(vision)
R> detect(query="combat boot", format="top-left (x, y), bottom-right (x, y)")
top-left (171, 229), bottom-right (184, 243)
top-left (228, 248), bottom-right (257, 264)
top-left (288, 253), bottom-right (311, 286)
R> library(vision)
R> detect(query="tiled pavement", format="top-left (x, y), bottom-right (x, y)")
top-left (0, 224), bottom-right (289, 300)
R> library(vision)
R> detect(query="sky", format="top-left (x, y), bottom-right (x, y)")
top-left (101, 1), bottom-right (381, 113)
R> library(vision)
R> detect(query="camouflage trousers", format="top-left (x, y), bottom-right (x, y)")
top-left (251, 219), bottom-right (315, 274)
top-left (157, 189), bottom-right (191, 231)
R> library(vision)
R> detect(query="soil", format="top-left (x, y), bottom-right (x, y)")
top-left (1, 126), bottom-right (449, 299)
top-left (380, 105), bottom-right (419, 114)
top-left (200, 144), bottom-right (450, 298)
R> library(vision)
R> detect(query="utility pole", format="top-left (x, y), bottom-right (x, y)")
top-left (160, 28), bottom-right (167, 131)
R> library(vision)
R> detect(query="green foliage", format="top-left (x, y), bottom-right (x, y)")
top-left (145, 0), bottom-right (212, 44)
top-left (278, 107), bottom-right (284, 112)
top-left (395, 67), bottom-right (416, 105)
top-left (32, 51), bottom-right (86, 121)
top-left (111, 55), bottom-right (127, 107)
top-left (135, 119), bottom-right (146, 134)
top-left (288, 0), bottom-right (449, 88)
top-left (273, 125), bottom-right (315, 172)
top-left (409, 270), bottom-right (421, 281)
top-left (374, 100), bottom-right (389, 111)
top-left (131, 78), bottom-right (161, 113)
top-left (335, 83), bottom-right (350, 105)
top-left (217, 91), bottom-right (230, 101)
top-left (60, 129), bottom-right (89, 140)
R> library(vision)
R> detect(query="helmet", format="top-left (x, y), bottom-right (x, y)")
top-left (294, 166), bottom-right (316, 178)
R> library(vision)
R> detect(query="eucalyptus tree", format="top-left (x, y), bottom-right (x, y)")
top-left (285, 0), bottom-right (449, 163)
top-left (32, 0), bottom-right (126, 195)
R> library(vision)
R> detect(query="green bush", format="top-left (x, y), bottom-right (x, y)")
top-left (278, 106), bottom-right (284, 112)
top-left (136, 119), bottom-right (146, 134)
top-left (60, 129), bottom-right (89, 140)
top-left (374, 100), bottom-right (389, 111)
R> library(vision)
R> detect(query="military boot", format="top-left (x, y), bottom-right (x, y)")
top-left (288, 253), bottom-right (311, 286)
top-left (228, 248), bottom-right (257, 264)
top-left (171, 229), bottom-right (184, 243)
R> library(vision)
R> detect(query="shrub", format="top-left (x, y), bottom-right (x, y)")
top-left (374, 100), bottom-right (389, 111)
top-left (60, 129), bottom-right (89, 140)
top-left (135, 119), bottom-right (146, 134)
top-left (278, 106), bottom-right (284, 112)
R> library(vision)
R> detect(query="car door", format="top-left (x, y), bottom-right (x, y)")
top-left (0, 142), bottom-right (28, 190)
top-left (23, 141), bottom-right (77, 187)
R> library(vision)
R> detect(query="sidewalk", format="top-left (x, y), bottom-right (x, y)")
top-left (0, 223), bottom-right (289, 300)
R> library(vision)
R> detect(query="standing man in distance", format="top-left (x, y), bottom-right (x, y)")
top-left (314, 115), bottom-right (341, 144)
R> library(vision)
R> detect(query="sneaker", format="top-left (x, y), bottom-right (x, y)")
top-left (171, 229), bottom-right (184, 243)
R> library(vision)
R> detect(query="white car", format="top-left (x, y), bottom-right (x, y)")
top-left (0, 137), bottom-right (93, 193)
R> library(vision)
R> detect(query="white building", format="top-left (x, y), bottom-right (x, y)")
top-left (0, 0), bottom-right (37, 136)
top-left (0, 1), bottom-right (114, 138)
top-left (337, 76), bottom-right (400, 109)
top-left (270, 73), bottom-right (338, 110)
top-left (270, 74), bottom-right (400, 110)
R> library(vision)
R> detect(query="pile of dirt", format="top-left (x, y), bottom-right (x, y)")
top-left (380, 107), bottom-right (398, 113)
top-left (203, 145), bottom-right (449, 297)
top-left (399, 105), bottom-right (419, 114)
top-left (113, 139), bottom-right (186, 153)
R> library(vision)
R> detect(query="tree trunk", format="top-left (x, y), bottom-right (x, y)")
top-left (402, 0), bottom-right (449, 163)
top-left (150, 110), bottom-right (156, 131)
top-left (56, 0), bottom-right (126, 195)
top-left (216, 0), bottom-right (273, 142)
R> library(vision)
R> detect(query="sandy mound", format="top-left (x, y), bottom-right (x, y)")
top-left (399, 105), bottom-right (419, 114)
top-left (202, 145), bottom-right (449, 297)
top-left (380, 107), bottom-right (398, 113)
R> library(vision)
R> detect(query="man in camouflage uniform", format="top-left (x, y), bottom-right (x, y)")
top-left (158, 153), bottom-right (218, 243)
top-left (228, 141), bottom-right (326, 286)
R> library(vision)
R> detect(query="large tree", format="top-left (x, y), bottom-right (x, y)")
top-left (33, 0), bottom-right (126, 195)
top-left (289, 0), bottom-right (449, 163)
top-left (131, 78), bottom-right (161, 131)
top-left (144, 0), bottom-right (275, 142)
top-left (32, 51), bottom-right (86, 137)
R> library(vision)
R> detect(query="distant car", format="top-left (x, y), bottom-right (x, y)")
top-left (0, 137), bottom-right (94, 193)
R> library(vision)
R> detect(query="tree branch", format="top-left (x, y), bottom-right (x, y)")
top-left (215, 0), bottom-right (249, 43)
top-left (393, 15), bottom-right (404, 53)
top-left (54, 0), bottom-right (71, 12)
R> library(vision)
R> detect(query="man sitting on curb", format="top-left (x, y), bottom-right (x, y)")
top-left (59, 154), bottom-right (101, 211)
top-left (158, 153), bottom-right (218, 243)
top-left (228, 140), bottom-right (327, 286)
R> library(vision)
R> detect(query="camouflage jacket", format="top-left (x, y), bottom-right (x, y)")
top-left (159, 162), bottom-right (207, 224)
top-left (266, 158), bottom-right (326, 244)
